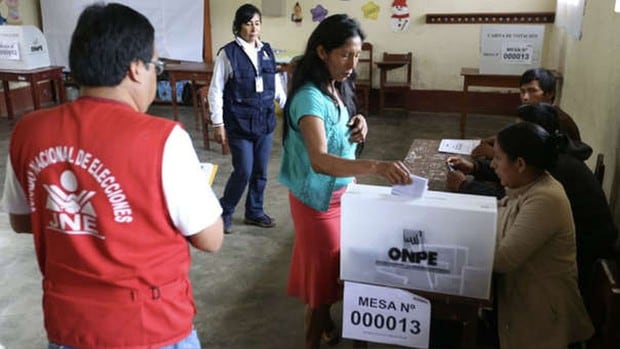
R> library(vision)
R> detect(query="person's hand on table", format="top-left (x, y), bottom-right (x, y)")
top-left (376, 161), bottom-right (412, 185)
top-left (471, 142), bottom-right (494, 159)
top-left (481, 135), bottom-right (496, 146)
top-left (348, 114), bottom-right (367, 143)
top-left (447, 156), bottom-right (475, 174)
top-left (446, 170), bottom-right (468, 192)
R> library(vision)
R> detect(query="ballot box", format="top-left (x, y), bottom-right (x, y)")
top-left (0, 25), bottom-right (51, 70)
top-left (340, 184), bottom-right (497, 300)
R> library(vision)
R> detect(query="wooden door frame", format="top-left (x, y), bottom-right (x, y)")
top-left (203, 0), bottom-right (212, 62)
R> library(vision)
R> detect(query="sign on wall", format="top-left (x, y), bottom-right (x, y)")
top-left (40, 0), bottom-right (204, 69)
top-left (480, 24), bottom-right (545, 75)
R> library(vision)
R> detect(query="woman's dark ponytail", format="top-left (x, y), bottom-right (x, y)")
top-left (497, 122), bottom-right (559, 171)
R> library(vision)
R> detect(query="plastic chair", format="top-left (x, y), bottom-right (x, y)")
top-left (377, 52), bottom-right (412, 116)
top-left (197, 85), bottom-right (229, 154)
top-left (355, 42), bottom-right (373, 114)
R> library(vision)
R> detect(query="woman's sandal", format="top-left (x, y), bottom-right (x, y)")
top-left (321, 327), bottom-right (340, 346)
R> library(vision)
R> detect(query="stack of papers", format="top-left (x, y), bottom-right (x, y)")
top-left (391, 175), bottom-right (429, 198)
top-left (438, 139), bottom-right (481, 155)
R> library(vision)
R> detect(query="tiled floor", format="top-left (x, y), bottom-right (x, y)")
top-left (0, 103), bottom-right (513, 349)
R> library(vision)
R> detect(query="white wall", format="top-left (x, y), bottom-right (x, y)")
top-left (210, 0), bottom-right (555, 89)
top-left (546, 0), bottom-right (620, 224)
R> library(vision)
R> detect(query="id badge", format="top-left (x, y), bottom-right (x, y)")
top-left (255, 76), bottom-right (264, 92)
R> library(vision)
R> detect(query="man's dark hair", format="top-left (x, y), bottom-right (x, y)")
top-left (520, 68), bottom-right (556, 102)
top-left (69, 3), bottom-right (155, 87)
top-left (232, 4), bottom-right (261, 36)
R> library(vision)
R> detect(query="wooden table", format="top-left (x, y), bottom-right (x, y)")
top-left (165, 62), bottom-right (213, 129)
top-left (460, 67), bottom-right (562, 138)
top-left (0, 66), bottom-right (66, 119)
top-left (403, 139), bottom-right (451, 191)
top-left (403, 138), bottom-right (492, 348)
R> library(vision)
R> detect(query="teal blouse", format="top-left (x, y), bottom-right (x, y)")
top-left (279, 83), bottom-right (357, 211)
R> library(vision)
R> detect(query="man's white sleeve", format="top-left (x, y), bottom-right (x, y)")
top-left (0, 154), bottom-right (30, 214)
top-left (162, 126), bottom-right (222, 236)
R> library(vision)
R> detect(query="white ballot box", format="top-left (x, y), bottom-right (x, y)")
top-left (341, 184), bottom-right (497, 300)
top-left (0, 25), bottom-right (51, 70)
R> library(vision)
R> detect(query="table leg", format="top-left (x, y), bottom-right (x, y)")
top-left (460, 84), bottom-right (469, 138)
top-left (379, 71), bottom-right (386, 117)
top-left (190, 80), bottom-right (199, 129)
top-left (460, 308), bottom-right (480, 349)
top-left (169, 76), bottom-right (179, 121)
top-left (3, 80), bottom-right (14, 120)
top-left (56, 77), bottom-right (66, 104)
top-left (30, 77), bottom-right (41, 111)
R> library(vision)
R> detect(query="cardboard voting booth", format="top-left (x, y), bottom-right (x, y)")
top-left (341, 184), bottom-right (497, 300)
top-left (0, 25), bottom-right (51, 70)
top-left (479, 24), bottom-right (544, 75)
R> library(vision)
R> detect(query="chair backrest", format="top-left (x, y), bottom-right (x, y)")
top-left (587, 257), bottom-right (620, 349)
top-left (198, 85), bottom-right (210, 122)
top-left (356, 42), bottom-right (373, 85)
top-left (382, 52), bottom-right (412, 84)
top-left (595, 153), bottom-right (605, 185)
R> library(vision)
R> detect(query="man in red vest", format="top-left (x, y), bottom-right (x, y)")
top-left (0, 3), bottom-right (223, 348)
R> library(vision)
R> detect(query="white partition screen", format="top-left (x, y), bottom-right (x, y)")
top-left (41, 0), bottom-right (204, 70)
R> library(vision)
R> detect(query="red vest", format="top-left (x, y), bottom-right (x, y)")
top-left (10, 97), bottom-right (195, 348)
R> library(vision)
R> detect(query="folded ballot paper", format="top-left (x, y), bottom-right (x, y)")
top-left (391, 175), bottom-right (429, 198)
top-left (199, 162), bottom-right (218, 185)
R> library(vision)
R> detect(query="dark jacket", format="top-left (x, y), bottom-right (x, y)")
top-left (222, 41), bottom-right (277, 137)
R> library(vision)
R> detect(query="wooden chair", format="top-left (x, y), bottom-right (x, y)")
top-left (197, 85), bottom-right (229, 154)
top-left (355, 42), bottom-right (373, 115)
top-left (377, 52), bottom-right (412, 116)
top-left (587, 255), bottom-right (620, 349)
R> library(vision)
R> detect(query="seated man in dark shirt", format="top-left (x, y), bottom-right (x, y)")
top-left (471, 67), bottom-right (582, 159)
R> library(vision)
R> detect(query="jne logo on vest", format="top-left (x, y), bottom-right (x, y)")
top-left (44, 169), bottom-right (104, 239)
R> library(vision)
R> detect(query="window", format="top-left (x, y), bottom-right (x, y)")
top-left (555, 0), bottom-right (586, 40)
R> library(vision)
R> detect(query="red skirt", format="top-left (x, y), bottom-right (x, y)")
top-left (287, 188), bottom-right (345, 308)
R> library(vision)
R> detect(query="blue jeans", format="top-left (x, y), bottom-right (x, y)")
top-left (220, 132), bottom-right (273, 220)
top-left (48, 329), bottom-right (201, 349)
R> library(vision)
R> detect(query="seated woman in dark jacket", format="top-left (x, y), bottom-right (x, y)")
top-left (448, 103), bottom-right (618, 296)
